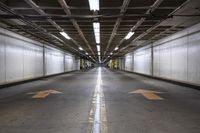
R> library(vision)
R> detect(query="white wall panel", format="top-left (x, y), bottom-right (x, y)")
top-left (152, 23), bottom-right (200, 85)
top-left (0, 27), bottom-right (78, 85)
top-left (187, 32), bottom-right (200, 83)
top-left (0, 31), bottom-right (5, 84)
top-left (125, 53), bottom-right (133, 71)
top-left (153, 43), bottom-right (172, 78)
top-left (45, 47), bottom-right (64, 75)
top-left (23, 43), bottom-right (43, 79)
top-left (153, 46), bottom-right (160, 77)
top-left (171, 37), bottom-right (188, 81)
top-left (134, 48), bottom-right (152, 75)
top-left (123, 23), bottom-right (200, 85)
top-left (5, 36), bottom-right (24, 82)
top-left (159, 43), bottom-right (171, 78)
top-left (65, 54), bottom-right (75, 71)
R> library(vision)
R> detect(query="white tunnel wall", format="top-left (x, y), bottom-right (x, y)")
top-left (0, 27), bottom-right (78, 85)
top-left (65, 54), bottom-right (76, 71)
top-left (123, 23), bottom-right (200, 85)
top-left (125, 52), bottom-right (133, 71)
top-left (118, 58), bottom-right (125, 70)
top-left (134, 46), bottom-right (152, 75)
top-left (45, 47), bottom-right (64, 76)
top-left (0, 28), bottom-right (44, 84)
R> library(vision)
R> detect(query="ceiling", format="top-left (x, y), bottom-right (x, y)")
top-left (0, 0), bottom-right (200, 62)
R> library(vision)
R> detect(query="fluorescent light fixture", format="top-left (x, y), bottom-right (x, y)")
top-left (86, 52), bottom-right (88, 55)
top-left (125, 31), bottom-right (134, 40)
top-left (98, 56), bottom-right (101, 63)
top-left (97, 45), bottom-right (100, 52)
top-left (88, 0), bottom-right (99, 11)
top-left (89, 56), bottom-right (91, 58)
top-left (110, 52), bottom-right (113, 55)
top-left (79, 47), bottom-right (83, 51)
top-left (93, 22), bottom-right (100, 44)
top-left (114, 47), bottom-right (119, 51)
top-left (60, 32), bottom-right (70, 40)
top-left (98, 51), bottom-right (100, 56)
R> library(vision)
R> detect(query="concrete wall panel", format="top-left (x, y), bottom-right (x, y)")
top-left (171, 37), bottom-right (188, 81)
top-left (187, 32), bottom-right (200, 83)
top-left (45, 47), bottom-right (64, 75)
top-left (65, 54), bottom-right (75, 71)
top-left (134, 48), bottom-right (152, 75)
top-left (0, 31), bottom-right (5, 84)
top-left (125, 53), bottom-right (133, 71)
top-left (5, 36), bottom-right (24, 82)
top-left (23, 43), bottom-right (43, 79)
top-left (123, 22), bottom-right (200, 85)
top-left (0, 27), bottom-right (78, 85)
top-left (153, 46), bottom-right (160, 77)
top-left (159, 43), bottom-right (171, 78)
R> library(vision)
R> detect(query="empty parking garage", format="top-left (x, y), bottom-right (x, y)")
top-left (0, 0), bottom-right (200, 133)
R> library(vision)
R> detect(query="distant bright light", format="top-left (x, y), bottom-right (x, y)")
top-left (125, 31), bottom-right (134, 40)
top-left (88, 0), bottom-right (99, 11)
top-left (93, 22), bottom-right (100, 44)
top-left (110, 52), bottom-right (113, 55)
top-left (60, 32), bottom-right (70, 40)
top-left (86, 52), bottom-right (88, 55)
top-left (98, 56), bottom-right (101, 63)
top-left (114, 47), bottom-right (119, 51)
top-left (79, 47), bottom-right (83, 51)
top-left (97, 45), bottom-right (100, 52)
top-left (98, 51), bottom-right (100, 56)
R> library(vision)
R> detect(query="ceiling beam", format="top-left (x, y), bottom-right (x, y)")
top-left (121, 0), bottom-right (190, 51)
top-left (24, 0), bottom-right (83, 50)
top-left (57, 0), bottom-right (95, 56)
top-left (109, 0), bottom-right (191, 61)
top-left (104, 0), bottom-right (131, 56)
top-left (0, 1), bottom-right (87, 58)
top-left (10, 6), bottom-right (177, 10)
top-left (110, 0), bottom-right (164, 54)
top-left (103, 0), bottom-right (165, 62)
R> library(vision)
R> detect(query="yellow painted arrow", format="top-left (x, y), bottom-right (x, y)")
top-left (129, 89), bottom-right (164, 100)
top-left (27, 89), bottom-right (62, 99)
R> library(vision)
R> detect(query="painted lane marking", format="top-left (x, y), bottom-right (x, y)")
top-left (27, 89), bottom-right (62, 99)
top-left (88, 68), bottom-right (108, 133)
top-left (129, 89), bottom-right (164, 100)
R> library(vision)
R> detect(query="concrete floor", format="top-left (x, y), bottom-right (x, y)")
top-left (0, 68), bottom-right (200, 133)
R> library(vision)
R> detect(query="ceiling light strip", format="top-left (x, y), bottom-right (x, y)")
top-left (124, 31), bottom-right (135, 40)
top-left (88, 0), bottom-right (99, 11)
top-left (93, 22), bottom-right (100, 44)
top-left (60, 32), bottom-right (70, 40)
